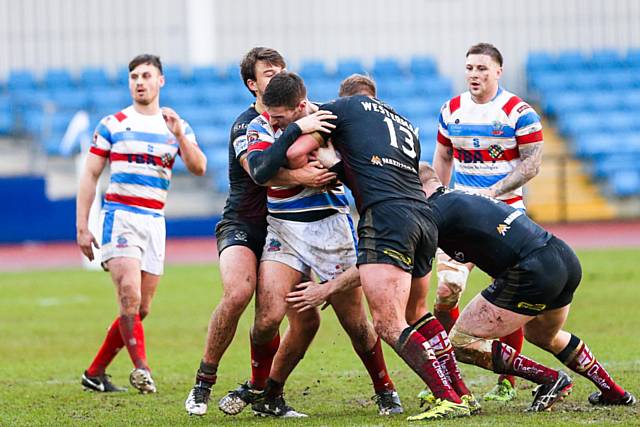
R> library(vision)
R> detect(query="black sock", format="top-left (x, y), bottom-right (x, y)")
top-left (196, 361), bottom-right (218, 388)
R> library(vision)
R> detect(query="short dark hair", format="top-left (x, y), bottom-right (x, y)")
top-left (466, 43), bottom-right (503, 66)
top-left (240, 47), bottom-right (287, 97)
top-left (129, 54), bottom-right (163, 74)
top-left (339, 74), bottom-right (376, 97)
top-left (262, 71), bottom-right (307, 109)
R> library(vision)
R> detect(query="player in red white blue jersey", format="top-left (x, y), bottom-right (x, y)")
top-left (432, 43), bottom-right (544, 402)
top-left (76, 54), bottom-right (206, 394)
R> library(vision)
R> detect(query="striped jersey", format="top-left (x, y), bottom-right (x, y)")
top-left (89, 105), bottom-right (197, 216)
top-left (246, 111), bottom-right (349, 220)
top-left (437, 88), bottom-right (543, 208)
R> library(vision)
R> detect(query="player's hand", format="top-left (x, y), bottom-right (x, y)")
top-left (312, 140), bottom-right (340, 168)
top-left (291, 161), bottom-right (337, 187)
top-left (162, 107), bottom-right (185, 138)
top-left (295, 110), bottom-right (336, 134)
top-left (476, 187), bottom-right (497, 198)
top-left (77, 229), bottom-right (100, 261)
top-left (286, 281), bottom-right (330, 312)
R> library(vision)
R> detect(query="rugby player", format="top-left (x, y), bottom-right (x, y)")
top-left (77, 54), bottom-right (207, 394)
top-left (218, 71), bottom-right (403, 417)
top-left (433, 43), bottom-right (544, 401)
top-left (184, 47), bottom-right (336, 416)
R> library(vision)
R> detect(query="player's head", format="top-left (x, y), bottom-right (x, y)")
top-left (263, 71), bottom-right (308, 129)
top-left (465, 43), bottom-right (503, 103)
top-left (240, 47), bottom-right (286, 100)
top-left (128, 54), bottom-right (164, 106)
top-left (339, 74), bottom-right (376, 97)
top-left (418, 161), bottom-right (442, 196)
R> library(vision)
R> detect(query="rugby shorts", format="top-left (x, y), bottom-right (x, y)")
top-left (482, 236), bottom-right (582, 316)
top-left (260, 213), bottom-right (357, 281)
top-left (357, 200), bottom-right (438, 277)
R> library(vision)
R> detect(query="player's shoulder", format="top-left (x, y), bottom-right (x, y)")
top-left (497, 89), bottom-right (537, 117)
top-left (441, 93), bottom-right (468, 115)
top-left (230, 105), bottom-right (259, 138)
top-left (97, 105), bottom-right (133, 130)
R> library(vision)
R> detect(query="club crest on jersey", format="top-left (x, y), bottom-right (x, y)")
top-left (488, 144), bottom-right (505, 159)
top-left (247, 130), bottom-right (260, 146)
top-left (370, 155), bottom-right (383, 166)
top-left (267, 238), bottom-right (281, 252)
top-left (116, 235), bottom-right (128, 248)
top-left (161, 153), bottom-right (173, 168)
top-left (491, 121), bottom-right (505, 136)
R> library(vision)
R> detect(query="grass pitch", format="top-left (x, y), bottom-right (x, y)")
top-left (0, 248), bottom-right (638, 426)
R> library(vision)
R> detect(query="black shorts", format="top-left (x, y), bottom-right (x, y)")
top-left (357, 200), bottom-right (438, 277)
top-left (481, 236), bottom-right (582, 316)
top-left (215, 218), bottom-right (267, 258)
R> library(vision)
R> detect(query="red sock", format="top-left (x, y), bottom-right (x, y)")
top-left (250, 332), bottom-right (280, 390)
top-left (356, 337), bottom-right (395, 393)
top-left (87, 317), bottom-right (124, 376)
top-left (414, 313), bottom-right (470, 397)
top-left (556, 335), bottom-right (626, 400)
top-left (498, 328), bottom-right (524, 387)
top-left (433, 304), bottom-right (459, 333)
top-left (492, 341), bottom-right (557, 385)
top-left (119, 314), bottom-right (148, 370)
top-left (395, 327), bottom-right (461, 403)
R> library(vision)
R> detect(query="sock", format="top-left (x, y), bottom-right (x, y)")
top-left (264, 378), bottom-right (284, 399)
top-left (356, 337), bottom-right (395, 393)
top-left (86, 317), bottom-right (124, 376)
top-left (395, 327), bottom-right (461, 403)
top-left (555, 334), bottom-right (626, 400)
top-left (413, 313), bottom-right (470, 397)
top-left (492, 341), bottom-right (557, 385)
top-left (119, 313), bottom-right (148, 370)
top-left (433, 304), bottom-right (459, 333)
top-left (498, 328), bottom-right (524, 387)
top-left (250, 332), bottom-right (280, 390)
top-left (195, 361), bottom-right (218, 389)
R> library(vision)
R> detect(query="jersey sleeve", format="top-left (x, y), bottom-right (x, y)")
top-left (246, 115), bottom-right (275, 153)
top-left (318, 98), bottom-right (347, 143)
top-left (182, 120), bottom-right (198, 146)
top-left (511, 101), bottom-right (544, 145)
top-left (436, 102), bottom-right (452, 147)
top-left (90, 116), bottom-right (113, 157)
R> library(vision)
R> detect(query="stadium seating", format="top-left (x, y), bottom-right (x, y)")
top-left (0, 54), bottom-right (452, 193)
top-left (528, 48), bottom-right (640, 196)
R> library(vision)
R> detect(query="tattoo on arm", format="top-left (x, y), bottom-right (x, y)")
top-left (491, 142), bottom-right (543, 197)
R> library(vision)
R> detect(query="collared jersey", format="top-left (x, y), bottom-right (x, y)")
top-left (246, 111), bottom-right (349, 220)
top-left (437, 88), bottom-right (543, 208)
top-left (90, 105), bottom-right (197, 216)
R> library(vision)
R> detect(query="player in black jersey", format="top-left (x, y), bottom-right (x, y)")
top-left (419, 163), bottom-right (636, 411)
top-left (283, 74), bottom-right (473, 421)
top-left (184, 47), bottom-right (336, 417)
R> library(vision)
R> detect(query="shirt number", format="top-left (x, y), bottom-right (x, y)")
top-left (383, 117), bottom-right (416, 159)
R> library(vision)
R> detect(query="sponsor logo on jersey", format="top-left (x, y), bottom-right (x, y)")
top-left (233, 122), bottom-right (248, 132)
top-left (517, 104), bottom-right (531, 114)
top-left (267, 238), bottom-right (281, 252)
top-left (383, 248), bottom-right (413, 267)
top-left (488, 144), bottom-right (505, 159)
top-left (516, 301), bottom-right (546, 312)
top-left (233, 231), bottom-right (248, 242)
top-left (161, 153), bottom-right (173, 168)
top-left (116, 235), bottom-right (128, 248)
top-left (453, 251), bottom-right (465, 263)
top-left (496, 223), bottom-right (511, 236)
top-left (371, 155), bottom-right (383, 166)
top-left (491, 120), bottom-right (505, 136)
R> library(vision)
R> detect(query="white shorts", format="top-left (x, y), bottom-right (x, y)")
top-left (261, 213), bottom-right (357, 281)
top-left (100, 208), bottom-right (166, 276)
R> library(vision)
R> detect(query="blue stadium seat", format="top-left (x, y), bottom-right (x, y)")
top-left (570, 71), bottom-right (608, 91)
top-left (115, 66), bottom-right (130, 85)
top-left (21, 108), bottom-right (45, 135)
top-left (555, 50), bottom-right (589, 71)
top-left (588, 91), bottom-right (622, 113)
top-left (162, 64), bottom-right (185, 85)
top-left (194, 125), bottom-right (228, 147)
top-left (526, 51), bottom-right (556, 74)
top-left (372, 57), bottom-right (404, 79)
top-left (222, 64), bottom-right (241, 82)
top-left (80, 66), bottom-right (112, 88)
top-left (625, 48), bottom-right (640, 69)
top-left (161, 84), bottom-right (201, 108)
top-left (8, 70), bottom-right (38, 91)
top-left (601, 70), bottom-right (637, 90)
top-left (298, 59), bottom-right (328, 80)
top-left (179, 106), bottom-right (215, 128)
top-left (543, 92), bottom-right (587, 116)
top-left (0, 97), bottom-right (13, 135)
top-left (41, 131), bottom-right (67, 156)
top-left (197, 83), bottom-right (242, 105)
top-left (590, 49), bottom-right (626, 71)
top-left (610, 170), bottom-right (640, 197)
top-left (307, 80), bottom-right (340, 103)
top-left (529, 72), bottom-right (572, 94)
top-left (335, 58), bottom-right (367, 79)
top-left (48, 88), bottom-right (90, 111)
top-left (89, 88), bottom-right (130, 111)
top-left (557, 112), bottom-right (604, 138)
top-left (44, 68), bottom-right (75, 89)
top-left (591, 154), bottom-right (630, 179)
top-left (409, 55), bottom-right (438, 77)
top-left (622, 89), bottom-right (640, 110)
top-left (414, 76), bottom-right (452, 98)
top-left (191, 65), bottom-right (224, 84)
top-left (376, 79), bottom-right (418, 102)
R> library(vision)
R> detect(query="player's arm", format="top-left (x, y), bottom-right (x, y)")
top-left (240, 154), bottom-right (336, 188)
top-left (162, 107), bottom-right (207, 176)
top-left (488, 141), bottom-right (544, 198)
top-left (246, 123), bottom-right (304, 185)
top-left (286, 266), bottom-right (361, 312)
top-left (76, 153), bottom-right (108, 261)
top-left (432, 142), bottom-right (454, 186)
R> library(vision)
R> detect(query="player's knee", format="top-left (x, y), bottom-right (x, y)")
top-left (221, 287), bottom-right (254, 316)
top-left (253, 313), bottom-right (283, 339)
